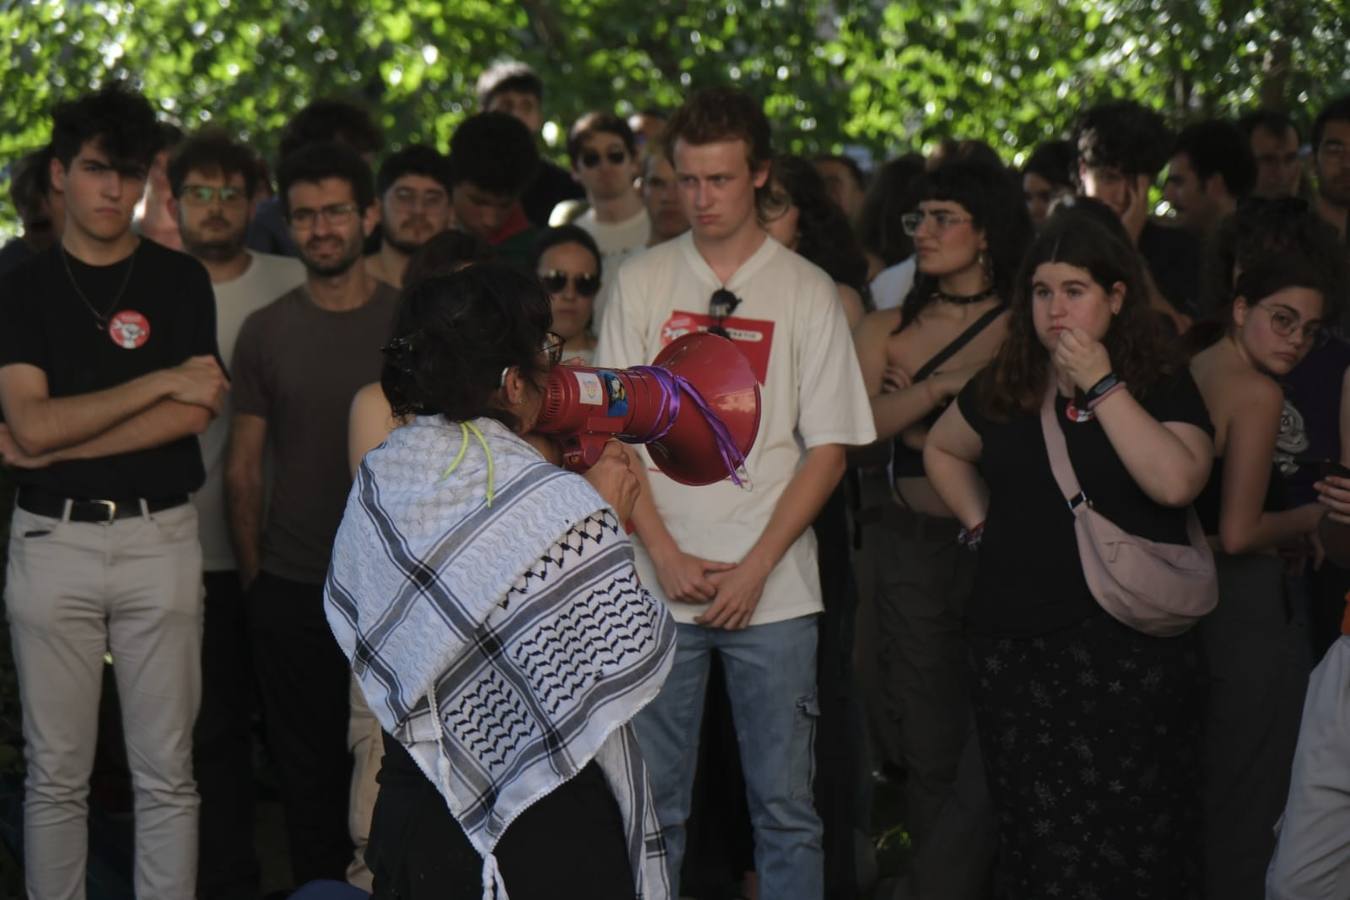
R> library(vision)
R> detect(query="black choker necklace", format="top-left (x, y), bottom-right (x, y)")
top-left (933, 286), bottom-right (997, 305)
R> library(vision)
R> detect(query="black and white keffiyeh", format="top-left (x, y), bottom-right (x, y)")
top-left (325, 416), bottom-right (675, 899)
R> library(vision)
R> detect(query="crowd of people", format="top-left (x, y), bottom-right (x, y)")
top-left (2, 57), bottom-right (1350, 900)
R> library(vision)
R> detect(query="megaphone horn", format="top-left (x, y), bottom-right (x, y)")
top-left (534, 332), bottom-right (762, 487)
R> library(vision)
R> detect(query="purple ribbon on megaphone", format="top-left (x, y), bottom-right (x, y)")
top-left (628, 365), bottom-right (750, 487)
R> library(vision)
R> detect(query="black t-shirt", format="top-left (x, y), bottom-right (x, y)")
top-left (0, 241), bottom-right (218, 499)
top-left (957, 368), bottom-right (1214, 637)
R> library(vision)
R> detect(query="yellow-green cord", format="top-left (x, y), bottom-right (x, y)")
top-left (439, 421), bottom-right (496, 507)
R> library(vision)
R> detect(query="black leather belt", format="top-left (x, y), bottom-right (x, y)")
top-left (17, 487), bottom-right (189, 523)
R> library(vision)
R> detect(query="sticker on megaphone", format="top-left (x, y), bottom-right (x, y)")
top-left (534, 332), bottom-right (761, 488)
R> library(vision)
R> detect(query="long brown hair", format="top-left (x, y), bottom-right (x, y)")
top-left (978, 211), bottom-right (1180, 419)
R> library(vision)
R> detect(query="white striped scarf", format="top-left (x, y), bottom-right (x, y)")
top-left (325, 416), bottom-right (674, 899)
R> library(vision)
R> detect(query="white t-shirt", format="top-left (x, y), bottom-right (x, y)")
top-left (596, 232), bottom-right (876, 626)
top-left (870, 256), bottom-right (916, 311)
top-left (195, 251), bottom-right (305, 571)
top-left (578, 207), bottom-right (652, 328)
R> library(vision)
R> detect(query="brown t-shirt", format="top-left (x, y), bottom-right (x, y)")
top-left (231, 280), bottom-right (399, 583)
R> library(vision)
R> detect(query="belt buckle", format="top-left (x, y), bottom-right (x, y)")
top-left (92, 499), bottom-right (117, 524)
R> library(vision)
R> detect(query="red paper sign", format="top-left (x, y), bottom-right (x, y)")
top-left (659, 311), bottom-right (774, 384)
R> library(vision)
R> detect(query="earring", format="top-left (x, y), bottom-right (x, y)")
top-left (978, 250), bottom-right (993, 282)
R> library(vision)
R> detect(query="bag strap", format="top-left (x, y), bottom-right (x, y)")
top-left (1039, 381), bottom-right (1089, 510)
top-left (912, 303), bottom-right (1008, 383)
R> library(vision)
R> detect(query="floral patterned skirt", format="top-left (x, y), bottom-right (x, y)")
top-left (969, 612), bottom-right (1203, 900)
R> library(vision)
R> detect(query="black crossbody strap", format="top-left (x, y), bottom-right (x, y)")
top-left (911, 304), bottom-right (1008, 383)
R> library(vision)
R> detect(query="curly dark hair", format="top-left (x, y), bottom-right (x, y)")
top-left (277, 141), bottom-right (375, 218)
top-left (1191, 197), bottom-right (1348, 349)
top-left (856, 153), bottom-right (925, 267)
top-left (978, 210), bottom-right (1181, 419)
top-left (763, 155), bottom-right (869, 294)
top-left (51, 83), bottom-right (161, 175)
top-left (1071, 100), bottom-right (1174, 184)
top-left (168, 129), bottom-right (260, 198)
top-left (896, 160), bottom-right (1033, 332)
top-left (380, 264), bottom-right (553, 431)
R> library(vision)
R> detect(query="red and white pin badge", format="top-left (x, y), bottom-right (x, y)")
top-left (108, 311), bottom-right (151, 349)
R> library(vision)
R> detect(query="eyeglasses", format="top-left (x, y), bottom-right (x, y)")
top-left (900, 209), bottom-right (973, 236)
top-left (1257, 302), bottom-right (1328, 347)
top-left (539, 270), bottom-right (601, 298)
top-left (500, 332), bottom-right (566, 388)
top-left (289, 203), bottom-right (360, 229)
top-left (580, 149), bottom-right (629, 169)
top-left (389, 187), bottom-right (448, 211)
top-left (759, 189), bottom-right (794, 223)
top-left (708, 288), bottom-right (741, 338)
top-left (180, 184), bottom-right (248, 207)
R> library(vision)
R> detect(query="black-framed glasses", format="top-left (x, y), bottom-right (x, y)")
top-left (709, 288), bottom-right (741, 338)
top-left (180, 184), bottom-right (248, 206)
top-left (539, 270), bottom-right (601, 298)
top-left (1257, 302), bottom-right (1329, 347)
top-left (580, 148), bottom-right (628, 169)
top-left (900, 209), bottom-right (972, 236)
top-left (289, 203), bottom-right (359, 229)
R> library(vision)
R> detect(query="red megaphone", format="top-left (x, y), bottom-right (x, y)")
top-left (533, 332), bottom-right (761, 486)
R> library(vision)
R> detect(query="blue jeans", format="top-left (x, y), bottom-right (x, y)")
top-left (632, 616), bottom-right (824, 899)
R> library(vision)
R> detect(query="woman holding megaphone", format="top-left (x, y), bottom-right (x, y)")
top-left (325, 263), bottom-right (676, 900)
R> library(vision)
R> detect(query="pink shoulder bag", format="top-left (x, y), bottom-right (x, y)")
top-left (1039, 384), bottom-right (1217, 637)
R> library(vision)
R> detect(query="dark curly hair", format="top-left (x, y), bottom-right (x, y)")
top-left (51, 83), bottom-right (161, 175)
top-left (763, 155), bottom-right (869, 294)
top-left (978, 210), bottom-right (1181, 419)
top-left (896, 160), bottom-right (1033, 332)
top-left (380, 264), bottom-right (552, 432)
top-left (1190, 197), bottom-right (1347, 350)
top-left (1071, 100), bottom-right (1174, 184)
top-left (277, 141), bottom-right (375, 218)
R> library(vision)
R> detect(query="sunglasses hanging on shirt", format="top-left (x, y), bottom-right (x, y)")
top-left (709, 288), bottom-right (742, 338)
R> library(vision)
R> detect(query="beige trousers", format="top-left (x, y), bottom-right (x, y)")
top-left (4, 503), bottom-right (203, 900)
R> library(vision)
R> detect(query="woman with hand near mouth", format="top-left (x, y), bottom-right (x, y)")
top-left (924, 210), bottom-right (1214, 898)
top-left (1187, 245), bottom-right (1341, 900)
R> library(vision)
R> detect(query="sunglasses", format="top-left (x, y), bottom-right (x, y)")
top-left (709, 288), bottom-right (742, 338)
top-left (580, 149), bottom-right (629, 169)
top-left (539, 270), bottom-right (601, 298)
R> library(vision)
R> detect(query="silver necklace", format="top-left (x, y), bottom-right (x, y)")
top-left (61, 246), bottom-right (138, 331)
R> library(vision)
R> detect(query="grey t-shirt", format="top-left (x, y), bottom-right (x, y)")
top-left (232, 280), bottom-right (399, 583)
